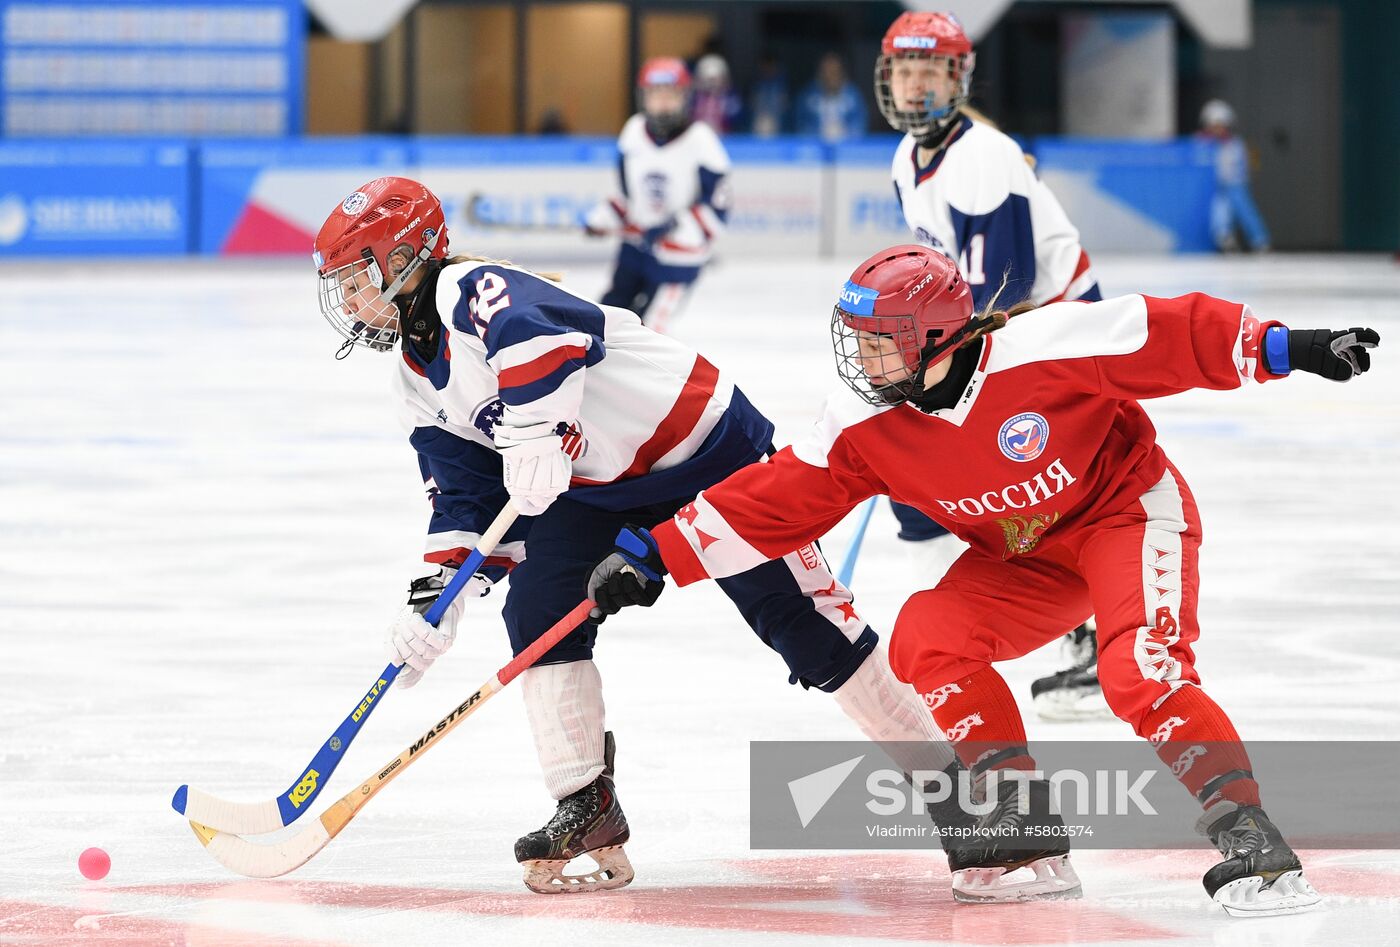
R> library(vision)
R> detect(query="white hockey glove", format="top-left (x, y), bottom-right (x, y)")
top-left (386, 566), bottom-right (493, 688)
top-left (581, 201), bottom-right (623, 237)
top-left (494, 415), bottom-right (574, 517)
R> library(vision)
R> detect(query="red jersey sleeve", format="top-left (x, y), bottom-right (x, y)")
top-left (652, 434), bottom-right (883, 586)
top-left (1095, 293), bottom-right (1283, 398)
top-left (989, 293), bottom-right (1284, 400)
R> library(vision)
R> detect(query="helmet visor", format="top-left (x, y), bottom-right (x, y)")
top-left (317, 257), bottom-right (400, 352)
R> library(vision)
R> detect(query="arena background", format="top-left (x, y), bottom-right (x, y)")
top-left (1, 0), bottom-right (1397, 259)
top-left (4, 3), bottom-right (1400, 946)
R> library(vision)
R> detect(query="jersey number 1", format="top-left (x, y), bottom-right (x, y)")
top-left (959, 234), bottom-right (986, 286)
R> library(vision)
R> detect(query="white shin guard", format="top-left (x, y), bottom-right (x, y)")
top-left (831, 644), bottom-right (957, 776)
top-left (520, 659), bottom-right (608, 801)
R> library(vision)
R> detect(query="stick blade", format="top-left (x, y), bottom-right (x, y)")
top-left (178, 786), bottom-right (285, 835)
top-left (191, 820), bottom-right (331, 879)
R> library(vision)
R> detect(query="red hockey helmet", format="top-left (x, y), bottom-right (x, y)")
top-left (875, 11), bottom-right (976, 139)
top-left (832, 245), bottom-right (974, 405)
top-left (313, 176), bottom-right (448, 354)
top-left (638, 56), bottom-right (691, 90)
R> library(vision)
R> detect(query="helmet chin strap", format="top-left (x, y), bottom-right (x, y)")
top-left (906, 313), bottom-right (996, 396)
top-left (380, 227), bottom-right (442, 300)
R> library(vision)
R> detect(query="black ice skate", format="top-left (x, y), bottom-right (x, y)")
top-left (514, 731), bottom-right (634, 894)
top-left (1031, 622), bottom-right (1112, 722)
top-left (919, 761), bottom-right (985, 874)
top-left (951, 772), bottom-right (1082, 903)
top-left (1198, 802), bottom-right (1320, 917)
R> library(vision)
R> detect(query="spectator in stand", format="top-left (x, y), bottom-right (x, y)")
top-left (749, 52), bottom-right (789, 137)
top-left (1198, 99), bottom-right (1270, 253)
top-left (797, 52), bottom-right (868, 143)
top-left (535, 108), bottom-right (570, 135)
top-left (691, 53), bottom-right (743, 134)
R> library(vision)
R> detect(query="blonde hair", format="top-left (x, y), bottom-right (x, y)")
top-left (958, 104), bottom-right (998, 129)
top-left (961, 271), bottom-right (1039, 347)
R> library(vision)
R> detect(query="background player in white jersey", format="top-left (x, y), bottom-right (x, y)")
top-left (875, 11), bottom-right (1106, 720)
top-left (313, 176), bottom-right (962, 895)
top-left (583, 57), bottom-right (731, 334)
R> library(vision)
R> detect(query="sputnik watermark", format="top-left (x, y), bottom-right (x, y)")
top-left (754, 741), bottom-right (1400, 849)
top-left (783, 760), bottom-right (1158, 841)
top-left (865, 767), bottom-right (1158, 818)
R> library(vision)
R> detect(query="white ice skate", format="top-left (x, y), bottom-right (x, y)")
top-left (952, 853), bottom-right (1083, 903)
top-left (1210, 868), bottom-right (1320, 918)
top-left (519, 842), bottom-right (635, 895)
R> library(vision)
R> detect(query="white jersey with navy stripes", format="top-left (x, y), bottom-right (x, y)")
top-left (892, 115), bottom-right (1100, 309)
top-left (392, 260), bottom-right (771, 567)
top-left (584, 114), bottom-right (731, 271)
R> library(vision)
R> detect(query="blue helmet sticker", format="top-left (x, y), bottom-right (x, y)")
top-left (837, 281), bottom-right (879, 316)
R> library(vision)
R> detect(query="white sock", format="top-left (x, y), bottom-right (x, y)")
top-left (831, 643), bottom-right (956, 776)
top-left (520, 659), bottom-right (607, 800)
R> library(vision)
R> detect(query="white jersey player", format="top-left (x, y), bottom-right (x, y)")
top-left (878, 12), bottom-right (1100, 311)
top-left (583, 57), bottom-right (731, 333)
top-left (875, 11), bottom-right (1107, 721)
top-left (312, 176), bottom-right (962, 895)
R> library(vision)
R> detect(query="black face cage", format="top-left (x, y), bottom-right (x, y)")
top-left (830, 307), bottom-right (926, 407)
top-left (639, 87), bottom-right (691, 138)
top-left (874, 51), bottom-right (975, 139)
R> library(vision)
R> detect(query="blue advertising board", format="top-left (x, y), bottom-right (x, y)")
top-left (0, 134), bottom-right (1222, 257)
top-left (0, 140), bottom-right (191, 254)
top-left (1034, 137), bottom-right (1216, 252)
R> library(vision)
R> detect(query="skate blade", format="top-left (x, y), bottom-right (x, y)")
top-left (1214, 869), bottom-right (1321, 917)
top-left (952, 854), bottom-right (1083, 903)
top-left (521, 844), bottom-right (635, 895)
top-left (1033, 690), bottom-right (1113, 723)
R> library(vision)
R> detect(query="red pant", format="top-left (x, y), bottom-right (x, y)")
top-left (891, 464), bottom-right (1203, 732)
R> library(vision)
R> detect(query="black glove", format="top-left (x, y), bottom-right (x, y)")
top-left (1263, 326), bottom-right (1380, 381)
top-left (586, 525), bottom-right (667, 622)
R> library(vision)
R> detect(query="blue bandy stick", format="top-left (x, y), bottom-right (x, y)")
top-left (172, 503), bottom-right (519, 835)
top-left (837, 498), bottom-right (877, 587)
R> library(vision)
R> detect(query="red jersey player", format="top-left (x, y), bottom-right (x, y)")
top-left (585, 245), bottom-right (1379, 914)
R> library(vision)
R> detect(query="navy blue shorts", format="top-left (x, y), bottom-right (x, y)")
top-left (601, 244), bottom-right (700, 327)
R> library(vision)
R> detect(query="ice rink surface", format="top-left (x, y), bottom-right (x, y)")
top-left (2, 251), bottom-right (1398, 945)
